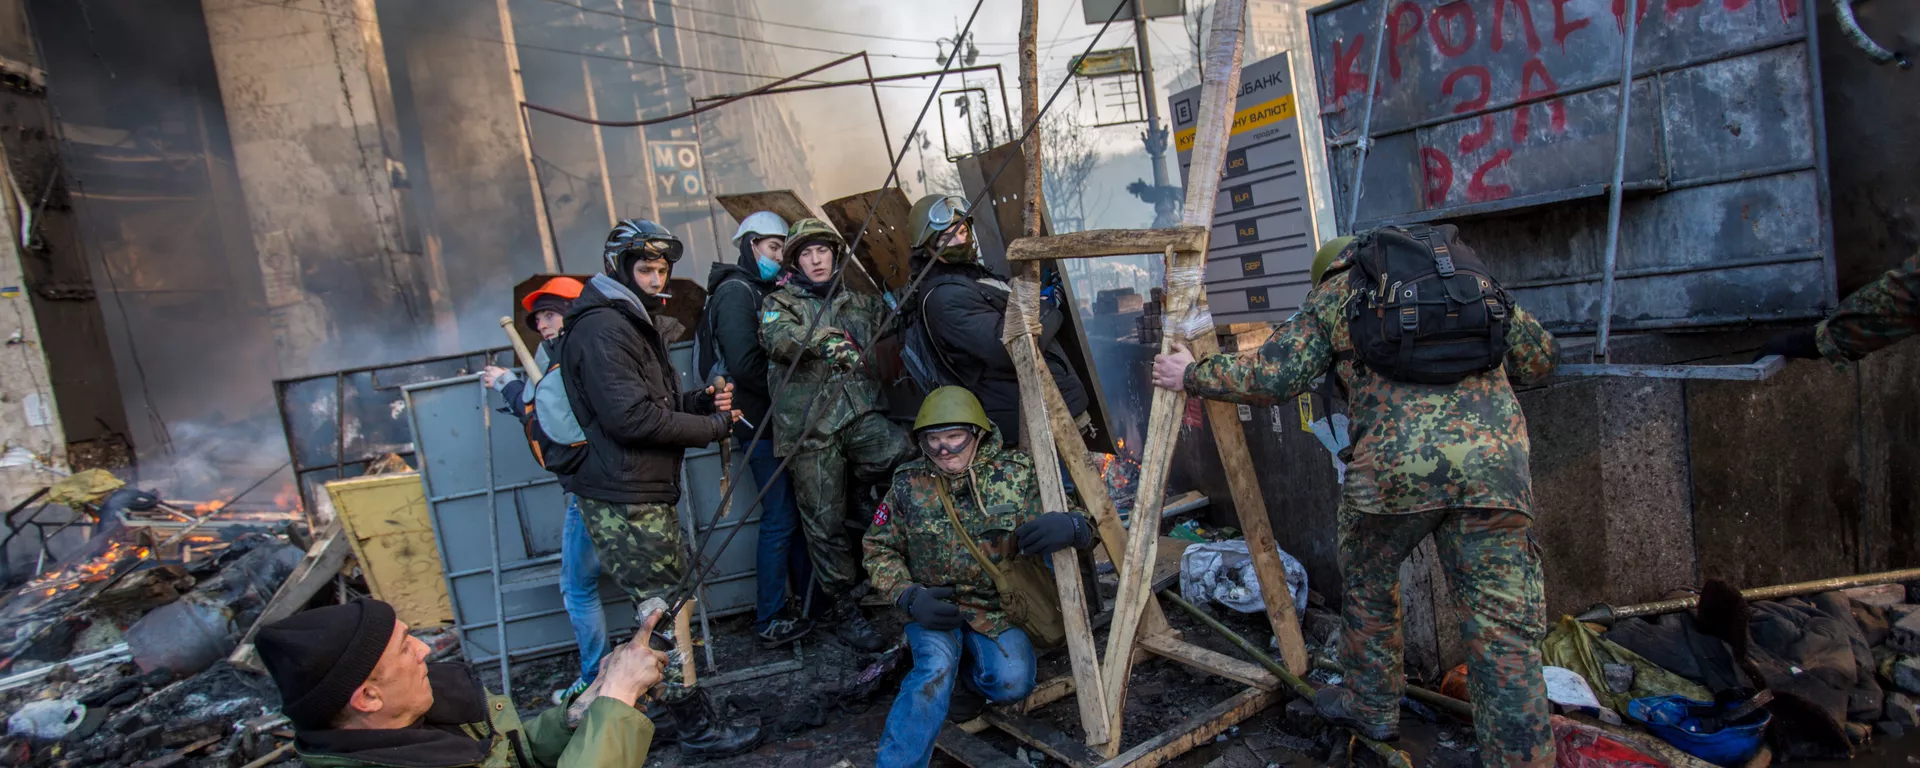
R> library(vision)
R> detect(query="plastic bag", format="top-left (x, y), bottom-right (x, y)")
top-left (1541, 617), bottom-right (1712, 714)
top-left (1178, 539), bottom-right (1308, 616)
top-left (8, 699), bottom-right (84, 740)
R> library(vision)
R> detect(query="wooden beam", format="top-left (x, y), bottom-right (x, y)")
top-left (1099, 0), bottom-right (1259, 744)
top-left (1005, 226), bottom-right (1209, 262)
top-left (956, 675), bottom-right (1076, 733)
top-left (228, 520), bottom-right (352, 671)
top-left (1009, 0), bottom-right (1111, 751)
top-left (1095, 686), bottom-right (1281, 768)
top-left (983, 710), bottom-right (1105, 768)
top-left (936, 726), bottom-right (1032, 768)
top-left (1137, 634), bottom-right (1280, 691)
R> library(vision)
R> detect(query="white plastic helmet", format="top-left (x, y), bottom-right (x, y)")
top-left (731, 211), bottom-right (790, 249)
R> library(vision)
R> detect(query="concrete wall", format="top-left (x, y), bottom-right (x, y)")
top-left (201, 0), bottom-right (444, 373)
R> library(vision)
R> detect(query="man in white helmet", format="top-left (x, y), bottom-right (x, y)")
top-left (696, 211), bottom-right (819, 648)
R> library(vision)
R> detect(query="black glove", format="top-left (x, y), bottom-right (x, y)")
top-left (1756, 327), bottom-right (1820, 362)
top-left (901, 585), bottom-right (964, 631)
top-left (1015, 512), bottom-right (1087, 556)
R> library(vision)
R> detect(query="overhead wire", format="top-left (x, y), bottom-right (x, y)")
top-left (654, 0), bottom-right (1138, 619)
top-left (535, 0), bottom-right (925, 61)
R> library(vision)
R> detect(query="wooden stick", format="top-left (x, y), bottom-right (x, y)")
top-left (1008, 0), bottom-right (1111, 750)
top-left (498, 317), bottom-right (542, 385)
top-left (238, 743), bottom-right (293, 768)
top-left (1100, 0), bottom-right (1259, 742)
top-left (1095, 686), bottom-right (1282, 768)
top-left (1005, 226), bottom-right (1209, 262)
top-left (229, 521), bottom-right (352, 671)
top-left (675, 597), bottom-right (696, 687)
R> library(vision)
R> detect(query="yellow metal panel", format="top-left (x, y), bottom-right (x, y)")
top-left (325, 473), bottom-right (455, 628)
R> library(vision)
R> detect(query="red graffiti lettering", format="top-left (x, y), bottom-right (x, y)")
top-left (1428, 2), bottom-right (1477, 58)
top-left (1331, 34), bottom-right (1371, 103)
top-left (1551, 0), bottom-right (1592, 50)
top-left (1493, 0), bottom-right (1544, 54)
top-left (1513, 108), bottom-right (1530, 142)
top-left (1421, 148), bottom-right (1454, 207)
top-left (1667, 0), bottom-right (1704, 15)
top-left (1459, 115), bottom-right (1498, 153)
top-left (1612, 0), bottom-right (1650, 34)
top-left (1723, 0), bottom-right (1751, 9)
top-left (1468, 149), bottom-right (1515, 202)
top-left (1778, 0), bottom-right (1799, 22)
top-left (1387, 2), bottom-right (1425, 80)
top-left (1441, 66), bottom-right (1492, 113)
top-left (1519, 58), bottom-right (1568, 133)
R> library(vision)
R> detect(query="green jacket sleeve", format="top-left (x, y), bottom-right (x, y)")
top-left (759, 292), bottom-right (844, 364)
top-left (1184, 284), bottom-right (1338, 406)
top-left (862, 483), bottom-right (915, 606)
top-left (1502, 304), bottom-right (1558, 386)
top-left (1816, 249), bottom-right (1920, 361)
top-left (528, 697), bottom-right (654, 768)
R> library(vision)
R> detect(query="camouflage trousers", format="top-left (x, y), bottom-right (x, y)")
top-left (1338, 507), bottom-right (1553, 767)
top-left (576, 497), bottom-right (691, 699)
top-left (787, 411), bottom-right (915, 594)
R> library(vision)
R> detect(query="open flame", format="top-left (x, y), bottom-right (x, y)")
top-left (24, 541), bottom-right (152, 594)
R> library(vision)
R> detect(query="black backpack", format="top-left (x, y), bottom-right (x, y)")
top-left (1344, 224), bottom-right (1512, 385)
top-left (899, 287), bottom-right (969, 394)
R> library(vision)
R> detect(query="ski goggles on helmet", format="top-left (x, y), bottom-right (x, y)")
top-left (625, 237), bottom-right (684, 264)
top-left (918, 425), bottom-right (979, 458)
top-left (919, 196), bottom-right (970, 243)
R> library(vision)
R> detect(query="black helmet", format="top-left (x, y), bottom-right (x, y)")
top-left (603, 219), bottom-right (683, 279)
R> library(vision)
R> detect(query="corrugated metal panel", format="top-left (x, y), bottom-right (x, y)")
top-left (402, 342), bottom-right (759, 667)
top-left (1307, 0), bottom-right (1834, 332)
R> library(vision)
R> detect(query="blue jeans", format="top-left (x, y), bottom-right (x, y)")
top-left (561, 495), bottom-right (608, 685)
top-left (876, 624), bottom-right (1037, 767)
top-left (749, 439), bottom-right (816, 629)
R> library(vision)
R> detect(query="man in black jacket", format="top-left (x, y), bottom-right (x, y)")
top-left (560, 218), bottom-right (760, 759)
top-left (906, 194), bottom-right (1090, 446)
top-left (698, 211), bottom-right (818, 648)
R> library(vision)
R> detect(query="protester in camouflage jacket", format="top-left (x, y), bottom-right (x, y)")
top-left (759, 218), bottom-right (915, 653)
top-left (863, 386), bottom-right (1095, 768)
top-left (1154, 231), bottom-right (1559, 767)
top-left (1761, 248), bottom-right (1920, 364)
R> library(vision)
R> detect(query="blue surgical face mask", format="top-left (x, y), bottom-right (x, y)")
top-left (756, 255), bottom-right (781, 280)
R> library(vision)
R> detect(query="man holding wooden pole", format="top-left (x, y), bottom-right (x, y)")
top-left (1152, 231), bottom-right (1560, 766)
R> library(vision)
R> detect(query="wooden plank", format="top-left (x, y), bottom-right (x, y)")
top-left (984, 710), bottom-right (1104, 768)
top-left (228, 520), bottom-right (352, 671)
top-left (713, 190), bottom-right (816, 225)
top-left (327, 473), bottom-right (454, 628)
top-left (675, 598), bottom-right (696, 687)
top-left (1005, 226), bottom-right (1209, 262)
top-left (1009, 4), bottom-right (1110, 749)
top-left (1137, 634), bottom-right (1280, 691)
top-left (1037, 348), bottom-right (1168, 638)
top-left (1100, 0), bottom-right (1255, 747)
top-left (1096, 686), bottom-right (1281, 768)
top-left (936, 726), bottom-right (1031, 768)
top-left (956, 675), bottom-right (1077, 733)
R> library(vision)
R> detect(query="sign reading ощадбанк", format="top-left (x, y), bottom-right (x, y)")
top-left (1171, 52), bottom-right (1319, 326)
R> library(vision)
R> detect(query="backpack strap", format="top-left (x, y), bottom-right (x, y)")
top-left (1408, 225), bottom-right (1456, 278)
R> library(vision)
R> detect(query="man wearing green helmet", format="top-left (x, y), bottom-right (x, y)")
top-left (1152, 230), bottom-right (1560, 767)
top-left (863, 386), bottom-right (1096, 767)
top-left (759, 218), bottom-right (915, 654)
top-left (901, 194), bottom-right (1092, 446)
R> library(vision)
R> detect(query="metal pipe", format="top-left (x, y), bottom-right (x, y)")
top-left (1594, 1), bottom-right (1642, 361)
top-left (1341, 0), bottom-right (1394, 233)
top-left (1831, 0), bottom-right (1910, 68)
top-left (1158, 590), bottom-right (1414, 767)
top-left (862, 53), bottom-right (898, 178)
top-left (1575, 567), bottom-right (1920, 624)
top-left (480, 381), bottom-right (511, 691)
top-left (1134, 0), bottom-right (1176, 229)
top-left (691, 64), bottom-right (1010, 104)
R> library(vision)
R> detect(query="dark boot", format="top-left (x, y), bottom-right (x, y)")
top-left (946, 685), bottom-right (986, 723)
top-left (828, 595), bottom-right (886, 653)
top-left (661, 687), bottom-right (762, 759)
top-left (1312, 686), bottom-right (1399, 742)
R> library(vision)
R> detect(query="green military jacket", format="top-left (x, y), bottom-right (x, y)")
top-left (758, 283), bottom-right (888, 456)
top-left (862, 429), bottom-right (1079, 636)
top-left (1817, 248), bottom-right (1920, 363)
top-left (294, 665), bottom-right (653, 768)
top-left (1185, 254), bottom-right (1558, 517)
